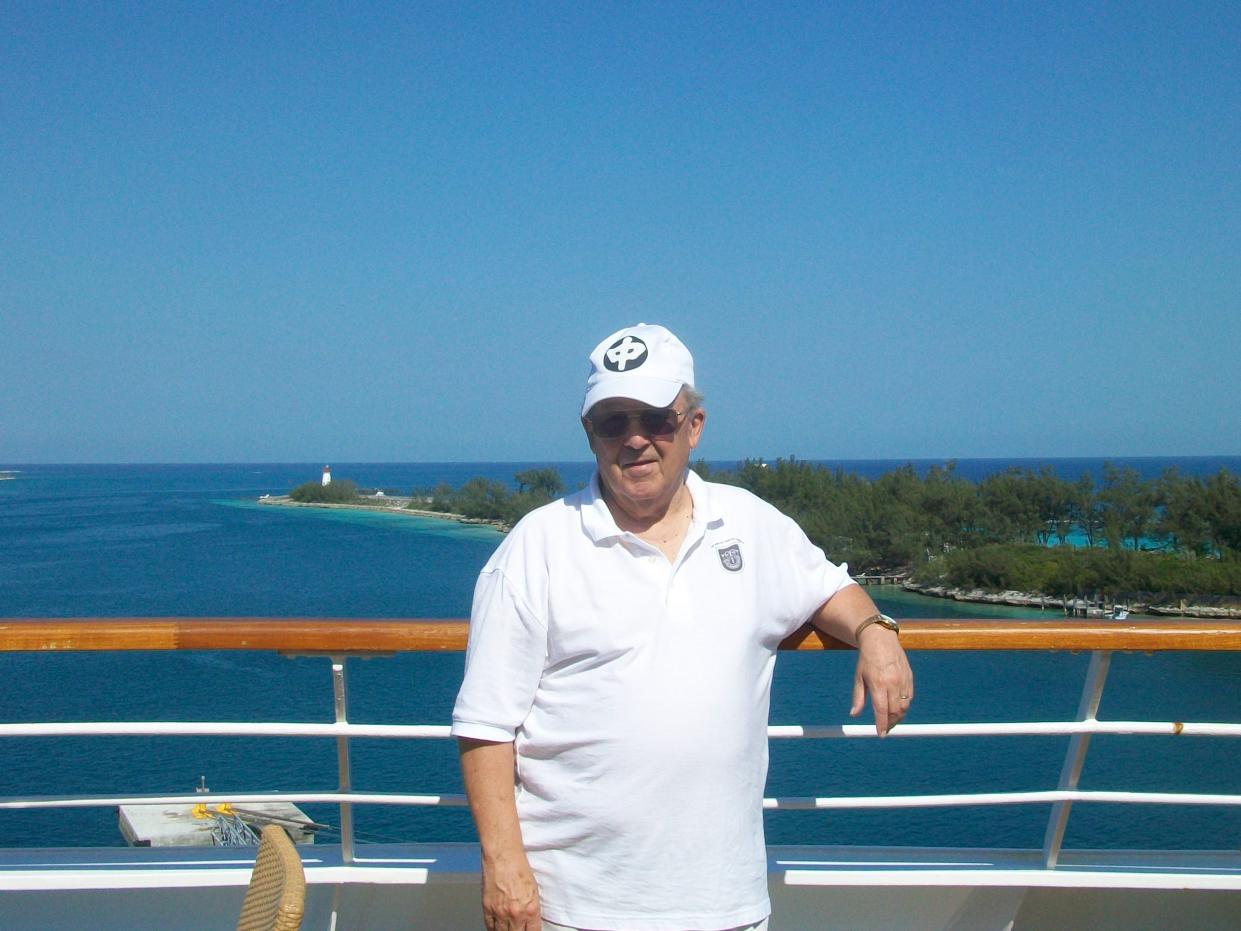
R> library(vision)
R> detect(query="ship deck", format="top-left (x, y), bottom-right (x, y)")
top-left (1, 617), bottom-right (1238, 929)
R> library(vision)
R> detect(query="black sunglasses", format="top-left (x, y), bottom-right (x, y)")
top-left (588, 407), bottom-right (687, 440)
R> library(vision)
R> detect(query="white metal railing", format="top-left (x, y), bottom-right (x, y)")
top-left (2, 647), bottom-right (1240, 869)
top-left (4, 721), bottom-right (1237, 739)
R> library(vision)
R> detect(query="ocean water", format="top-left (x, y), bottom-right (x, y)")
top-left (0, 460), bottom-right (1238, 852)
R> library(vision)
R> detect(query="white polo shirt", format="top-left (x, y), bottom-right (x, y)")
top-left (452, 471), bottom-right (854, 931)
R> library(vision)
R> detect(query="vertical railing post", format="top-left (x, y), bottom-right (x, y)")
top-left (1041, 649), bottom-right (1111, 868)
top-left (331, 656), bottom-right (354, 864)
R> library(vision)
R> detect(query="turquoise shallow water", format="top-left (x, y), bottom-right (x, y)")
top-left (0, 461), bottom-right (1238, 850)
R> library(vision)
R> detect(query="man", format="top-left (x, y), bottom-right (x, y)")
top-left (453, 323), bottom-right (913, 931)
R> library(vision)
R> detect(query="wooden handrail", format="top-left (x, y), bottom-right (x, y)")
top-left (0, 618), bottom-right (1239, 653)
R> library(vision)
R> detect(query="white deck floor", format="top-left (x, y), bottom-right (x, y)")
top-left (1, 843), bottom-right (1238, 930)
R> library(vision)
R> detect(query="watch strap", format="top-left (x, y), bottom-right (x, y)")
top-left (854, 612), bottom-right (899, 642)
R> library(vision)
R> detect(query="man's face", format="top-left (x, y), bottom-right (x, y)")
top-left (583, 390), bottom-right (705, 520)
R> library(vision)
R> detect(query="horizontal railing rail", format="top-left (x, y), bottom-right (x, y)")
top-left (2, 618), bottom-right (1240, 873)
top-left (2, 617), bottom-right (1241, 652)
top-left (2, 720), bottom-right (1239, 739)
top-left (4, 788), bottom-right (1238, 813)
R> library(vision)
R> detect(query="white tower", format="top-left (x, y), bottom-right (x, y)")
top-left (321, 465), bottom-right (331, 486)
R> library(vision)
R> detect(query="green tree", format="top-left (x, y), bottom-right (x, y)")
top-left (977, 468), bottom-right (1042, 543)
top-left (454, 478), bottom-right (515, 521)
top-left (1156, 470), bottom-right (1211, 556)
top-left (289, 479), bottom-right (360, 504)
top-left (1099, 464), bottom-right (1156, 551)
top-left (868, 465), bottom-right (931, 565)
top-left (415, 468), bottom-right (568, 526)
top-left (1204, 470), bottom-right (1241, 557)
top-left (1070, 474), bottom-right (1102, 548)
top-left (920, 461), bottom-right (977, 552)
top-left (515, 468), bottom-right (564, 498)
top-left (1032, 467), bottom-right (1073, 546)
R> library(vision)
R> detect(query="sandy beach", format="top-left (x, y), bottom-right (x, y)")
top-left (257, 495), bottom-right (510, 531)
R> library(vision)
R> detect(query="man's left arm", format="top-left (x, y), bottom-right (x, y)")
top-left (809, 584), bottom-right (913, 737)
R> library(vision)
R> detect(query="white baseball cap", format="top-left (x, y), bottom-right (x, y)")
top-left (581, 323), bottom-right (696, 417)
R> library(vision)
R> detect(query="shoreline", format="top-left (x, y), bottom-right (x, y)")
top-left (255, 496), bottom-right (1238, 619)
top-left (257, 496), bottom-right (510, 532)
top-left (902, 580), bottom-right (1241, 620)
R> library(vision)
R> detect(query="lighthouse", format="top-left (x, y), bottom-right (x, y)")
top-left (321, 465), bottom-right (331, 486)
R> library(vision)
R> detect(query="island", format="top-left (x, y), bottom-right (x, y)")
top-left (258, 467), bottom-right (569, 533)
top-left (259, 461), bottom-right (1241, 619)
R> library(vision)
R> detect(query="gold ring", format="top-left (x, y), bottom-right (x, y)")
top-left (899, 694), bottom-right (909, 700)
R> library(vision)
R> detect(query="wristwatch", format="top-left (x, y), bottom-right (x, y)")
top-left (854, 613), bottom-right (900, 642)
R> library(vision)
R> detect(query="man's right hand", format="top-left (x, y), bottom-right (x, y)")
top-left (481, 855), bottom-right (541, 930)
top-left (459, 737), bottom-right (542, 930)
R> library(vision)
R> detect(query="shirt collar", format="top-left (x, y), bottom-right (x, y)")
top-left (580, 469), bottom-right (723, 544)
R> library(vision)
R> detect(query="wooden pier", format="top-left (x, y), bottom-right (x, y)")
top-left (854, 573), bottom-right (908, 586)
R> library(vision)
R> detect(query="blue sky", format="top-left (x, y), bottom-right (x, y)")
top-left (3, 2), bottom-right (1238, 463)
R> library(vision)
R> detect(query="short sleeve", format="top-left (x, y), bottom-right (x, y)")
top-left (772, 510), bottom-right (856, 637)
top-left (451, 567), bottom-right (548, 741)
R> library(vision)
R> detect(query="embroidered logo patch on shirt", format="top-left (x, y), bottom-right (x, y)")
top-left (715, 540), bottom-right (743, 572)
